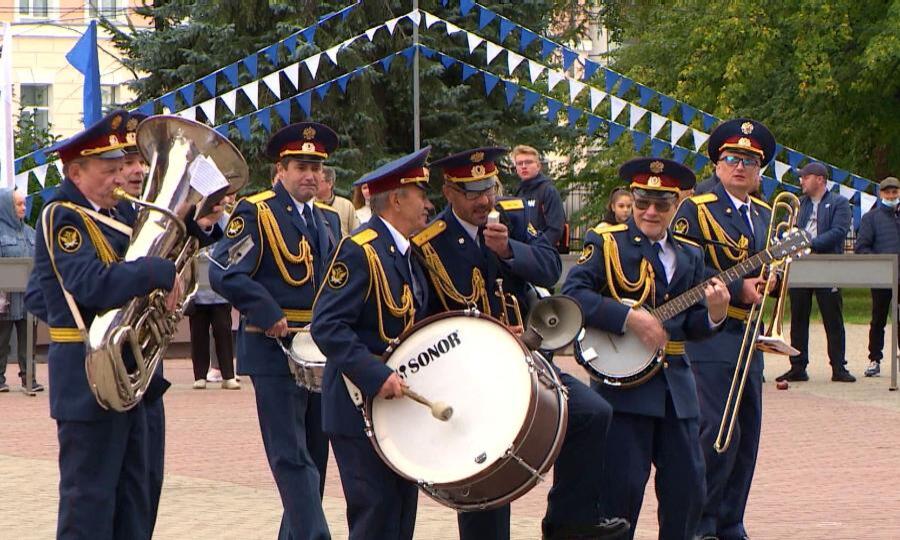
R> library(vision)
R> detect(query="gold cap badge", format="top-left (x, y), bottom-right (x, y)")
top-left (470, 151), bottom-right (484, 163)
top-left (303, 126), bottom-right (316, 140)
top-left (741, 121), bottom-right (754, 135)
top-left (650, 161), bottom-right (664, 174)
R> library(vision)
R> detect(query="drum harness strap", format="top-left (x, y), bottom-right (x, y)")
top-left (256, 201), bottom-right (314, 286)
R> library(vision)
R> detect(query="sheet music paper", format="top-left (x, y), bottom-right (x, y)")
top-left (188, 154), bottom-right (229, 196)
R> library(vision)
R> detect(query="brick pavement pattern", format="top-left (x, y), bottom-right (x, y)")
top-left (1, 323), bottom-right (899, 539)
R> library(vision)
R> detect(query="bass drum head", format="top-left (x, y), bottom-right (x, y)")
top-left (372, 314), bottom-right (533, 485)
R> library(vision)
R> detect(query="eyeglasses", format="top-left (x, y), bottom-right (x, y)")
top-left (515, 159), bottom-right (537, 167)
top-left (719, 155), bottom-right (761, 169)
top-left (450, 185), bottom-right (497, 201)
top-left (633, 197), bottom-right (674, 213)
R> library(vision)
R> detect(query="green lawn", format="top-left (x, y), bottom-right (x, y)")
top-left (783, 288), bottom-right (878, 325)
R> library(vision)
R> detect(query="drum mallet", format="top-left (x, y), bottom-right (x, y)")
top-left (402, 387), bottom-right (453, 421)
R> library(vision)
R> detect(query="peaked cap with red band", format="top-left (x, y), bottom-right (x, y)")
top-left (430, 146), bottom-right (508, 192)
top-left (353, 146), bottom-right (431, 196)
top-left (48, 109), bottom-right (129, 164)
top-left (264, 121), bottom-right (338, 162)
top-left (707, 118), bottom-right (776, 166)
top-left (619, 157), bottom-right (696, 195)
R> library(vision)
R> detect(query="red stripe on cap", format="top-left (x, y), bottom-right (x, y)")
top-left (367, 167), bottom-right (429, 195)
top-left (443, 162), bottom-right (497, 182)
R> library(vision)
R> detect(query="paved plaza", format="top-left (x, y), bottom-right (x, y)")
top-left (2, 323), bottom-right (899, 539)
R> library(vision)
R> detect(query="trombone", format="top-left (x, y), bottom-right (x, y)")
top-left (714, 191), bottom-right (802, 454)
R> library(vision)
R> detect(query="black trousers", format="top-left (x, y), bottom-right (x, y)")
top-left (868, 288), bottom-right (898, 362)
top-left (789, 288), bottom-right (846, 368)
top-left (188, 304), bottom-right (235, 380)
top-left (0, 318), bottom-right (28, 384)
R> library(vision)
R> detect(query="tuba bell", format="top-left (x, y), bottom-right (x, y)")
top-left (86, 116), bottom-right (248, 411)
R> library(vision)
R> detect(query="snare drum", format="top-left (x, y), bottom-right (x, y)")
top-left (285, 328), bottom-right (327, 392)
top-left (366, 311), bottom-right (568, 511)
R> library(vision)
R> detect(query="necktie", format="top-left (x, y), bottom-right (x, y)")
top-left (302, 204), bottom-right (319, 252)
top-left (652, 242), bottom-right (667, 283)
top-left (739, 205), bottom-right (755, 245)
top-left (406, 251), bottom-right (423, 309)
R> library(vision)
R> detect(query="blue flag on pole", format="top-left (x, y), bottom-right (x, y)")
top-left (66, 20), bottom-right (101, 126)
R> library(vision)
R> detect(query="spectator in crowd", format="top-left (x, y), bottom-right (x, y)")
top-left (512, 145), bottom-right (568, 251)
top-left (601, 187), bottom-right (633, 225)
top-left (855, 176), bottom-right (900, 377)
top-left (0, 188), bottom-right (41, 392)
top-left (778, 162), bottom-right (855, 383)
top-left (317, 165), bottom-right (359, 235)
top-left (352, 183), bottom-right (372, 224)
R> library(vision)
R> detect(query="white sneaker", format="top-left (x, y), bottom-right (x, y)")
top-left (206, 368), bottom-right (223, 383)
top-left (864, 361), bottom-right (881, 377)
top-left (192, 379), bottom-right (207, 389)
top-left (221, 378), bottom-right (241, 390)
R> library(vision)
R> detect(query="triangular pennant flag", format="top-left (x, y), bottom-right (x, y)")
top-left (295, 92), bottom-right (312, 117)
top-left (462, 64), bottom-right (477, 81)
top-left (460, 0), bottom-right (476, 16)
top-left (693, 154), bottom-right (710, 172)
top-left (424, 11), bottom-right (440, 28)
top-left (401, 47), bottom-right (416, 67)
top-left (466, 32), bottom-right (484, 54)
top-left (520, 28), bottom-right (538, 51)
top-left (14, 172), bottom-right (28, 192)
top-left (215, 124), bottom-right (230, 138)
top-left (852, 176), bottom-right (870, 192)
top-left (304, 54), bottom-right (322, 79)
top-left (407, 10), bottom-right (421, 26)
top-left (241, 80), bottom-right (259, 109)
top-left (313, 81), bottom-right (330, 100)
top-left (54, 160), bottom-right (65, 177)
top-left (33, 150), bottom-right (47, 165)
top-left (680, 103), bottom-right (697, 124)
top-left (839, 184), bottom-right (855, 200)
top-left (586, 115), bottom-right (605, 136)
top-left (499, 19), bottom-right (515, 43)
top-left (444, 22), bottom-right (463, 35)
top-left (692, 128), bottom-right (710, 151)
top-left (274, 100), bottom-right (291, 124)
top-left (608, 122), bottom-right (626, 145)
top-left (178, 83), bottom-right (195, 106)
top-left (568, 79), bottom-right (585, 103)
top-left (478, 6), bottom-right (497, 29)
top-left (263, 43), bottom-right (279, 65)
top-left (609, 96), bottom-right (627, 122)
top-left (221, 89), bottom-right (237, 114)
top-left (301, 25), bottom-right (316, 44)
top-left (418, 45), bottom-right (435, 59)
top-left (199, 73), bottom-right (217, 96)
top-left (562, 48), bottom-right (578, 71)
top-left (234, 115), bottom-right (251, 140)
top-left (774, 161), bottom-right (791, 181)
top-left (638, 84), bottom-right (655, 107)
top-left (604, 69), bottom-right (620, 94)
top-left (670, 121), bottom-right (689, 146)
top-left (860, 192), bottom-right (876, 213)
top-left (365, 26), bottom-right (380, 41)
top-left (379, 55), bottom-right (394, 72)
top-left (649, 113), bottom-right (667, 137)
top-left (528, 60), bottom-right (544, 83)
top-left (262, 72), bottom-right (280, 99)
top-left (659, 95), bottom-right (675, 116)
top-left (507, 51), bottom-right (525, 74)
top-left (672, 146), bottom-right (689, 164)
top-left (628, 104), bottom-right (647, 129)
top-left (761, 177), bottom-right (778, 199)
top-left (33, 164), bottom-right (49, 187)
top-left (546, 98), bottom-right (563, 121)
top-left (486, 42), bottom-right (503, 64)
top-left (223, 64), bottom-right (239, 88)
top-left (284, 63), bottom-right (300, 90)
top-left (324, 45), bottom-right (340, 65)
top-left (831, 167), bottom-right (849, 183)
top-left (547, 70), bottom-right (565, 91)
top-left (786, 149), bottom-right (805, 169)
top-left (199, 98), bottom-right (216, 123)
top-left (589, 88), bottom-right (607, 112)
top-left (650, 138), bottom-right (669, 157)
top-left (386, 17), bottom-right (401, 35)
top-left (177, 107), bottom-right (196, 121)
top-left (504, 81), bottom-right (519, 106)
top-left (567, 106), bottom-right (582, 128)
top-left (138, 101), bottom-right (155, 116)
top-left (632, 131), bottom-right (648, 152)
top-left (582, 59), bottom-right (600, 81)
top-left (539, 38), bottom-right (558, 60)
top-left (440, 54), bottom-right (457, 69)
top-left (336, 73), bottom-right (352, 94)
top-left (242, 54), bottom-right (258, 77)
top-left (702, 112), bottom-right (718, 131)
top-left (160, 92), bottom-right (177, 113)
top-left (284, 34), bottom-right (298, 56)
top-left (615, 76), bottom-right (633, 97)
top-left (484, 72), bottom-right (500, 96)
top-left (522, 89), bottom-right (540, 113)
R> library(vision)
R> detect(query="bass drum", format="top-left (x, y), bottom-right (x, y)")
top-left (367, 310), bottom-right (568, 511)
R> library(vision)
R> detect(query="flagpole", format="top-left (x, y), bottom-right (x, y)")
top-left (0, 23), bottom-right (15, 189)
top-left (412, 0), bottom-right (420, 151)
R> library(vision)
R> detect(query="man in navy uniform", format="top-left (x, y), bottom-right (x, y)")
top-left (311, 148), bottom-right (434, 540)
top-left (211, 122), bottom-right (342, 540)
top-left (564, 158), bottom-right (730, 539)
top-left (673, 118), bottom-right (776, 540)
top-left (24, 109), bottom-right (223, 539)
top-left (778, 161), bottom-right (854, 383)
top-left (417, 147), bottom-right (629, 540)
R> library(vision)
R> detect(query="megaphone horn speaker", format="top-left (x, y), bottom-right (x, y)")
top-left (525, 295), bottom-right (584, 351)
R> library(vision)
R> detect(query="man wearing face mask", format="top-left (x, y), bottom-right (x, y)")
top-left (855, 176), bottom-right (900, 377)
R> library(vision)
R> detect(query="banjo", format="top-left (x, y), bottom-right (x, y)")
top-left (575, 229), bottom-right (810, 387)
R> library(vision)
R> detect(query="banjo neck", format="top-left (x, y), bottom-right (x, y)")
top-left (649, 248), bottom-right (775, 323)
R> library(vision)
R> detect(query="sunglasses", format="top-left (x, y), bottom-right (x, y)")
top-left (449, 184), bottom-right (497, 201)
top-left (720, 155), bottom-right (761, 169)
top-left (633, 197), bottom-right (675, 213)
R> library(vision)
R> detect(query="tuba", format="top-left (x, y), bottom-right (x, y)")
top-left (86, 116), bottom-right (248, 411)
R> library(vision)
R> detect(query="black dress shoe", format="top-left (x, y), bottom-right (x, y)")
top-left (831, 368), bottom-right (856, 382)
top-left (775, 368), bottom-right (808, 382)
top-left (542, 517), bottom-right (631, 539)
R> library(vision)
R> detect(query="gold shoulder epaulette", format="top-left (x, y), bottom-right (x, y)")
top-left (246, 190), bottom-right (276, 204)
top-left (497, 199), bottom-right (524, 211)
top-left (591, 223), bottom-right (628, 235)
top-left (673, 234), bottom-right (701, 248)
top-left (750, 196), bottom-right (772, 211)
top-left (314, 201), bottom-right (338, 213)
top-left (411, 220), bottom-right (446, 246)
top-left (351, 228), bottom-right (378, 246)
top-left (689, 193), bottom-right (718, 205)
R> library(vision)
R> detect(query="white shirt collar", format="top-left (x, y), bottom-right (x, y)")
top-left (288, 194), bottom-right (315, 216)
top-left (725, 189), bottom-right (752, 213)
top-left (452, 209), bottom-right (480, 242)
top-left (378, 216), bottom-right (410, 255)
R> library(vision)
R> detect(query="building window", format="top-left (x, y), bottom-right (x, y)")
top-left (87, 0), bottom-right (122, 19)
top-left (101, 84), bottom-right (123, 113)
top-left (18, 0), bottom-right (50, 18)
top-left (20, 84), bottom-right (51, 131)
